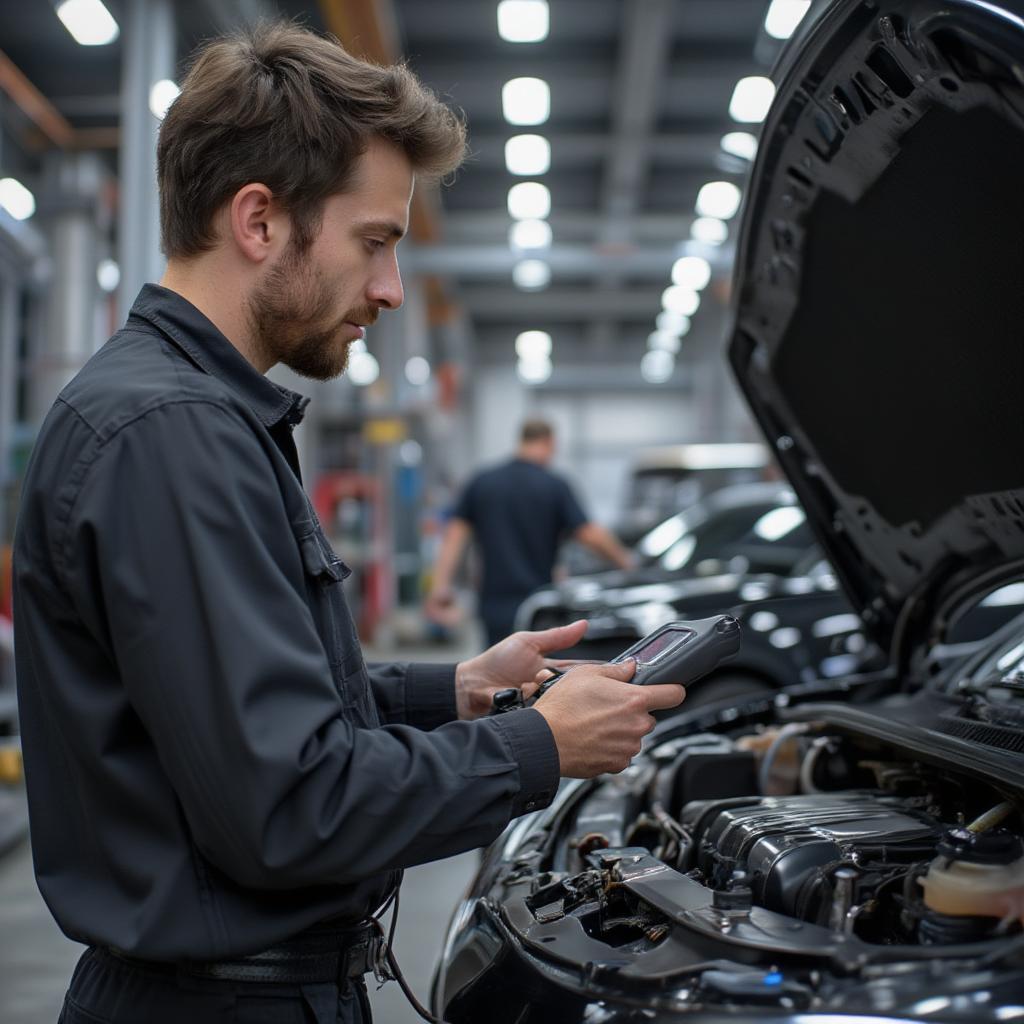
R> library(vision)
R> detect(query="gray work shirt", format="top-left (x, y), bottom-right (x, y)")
top-left (12, 284), bottom-right (558, 961)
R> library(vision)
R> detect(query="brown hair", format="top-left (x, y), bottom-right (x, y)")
top-left (157, 21), bottom-right (467, 258)
top-left (520, 419), bottom-right (554, 443)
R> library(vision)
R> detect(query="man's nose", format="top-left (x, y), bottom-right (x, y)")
top-left (368, 254), bottom-right (404, 310)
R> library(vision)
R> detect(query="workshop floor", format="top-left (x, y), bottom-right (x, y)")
top-left (0, 626), bottom-right (487, 1024)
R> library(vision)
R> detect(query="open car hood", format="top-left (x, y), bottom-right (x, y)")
top-left (729, 0), bottom-right (1024, 667)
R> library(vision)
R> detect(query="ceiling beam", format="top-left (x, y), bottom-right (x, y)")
top-left (403, 242), bottom-right (733, 278)
top-left (0, 48), bottom-right (75, 149)
top-left (459, 287), bottom-right (669, 320)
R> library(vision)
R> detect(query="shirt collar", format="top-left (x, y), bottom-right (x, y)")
top-left (128, 283), bottom-right (310, 429)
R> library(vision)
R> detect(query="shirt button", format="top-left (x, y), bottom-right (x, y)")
top-left (524, 800), bottom-right (538, 811)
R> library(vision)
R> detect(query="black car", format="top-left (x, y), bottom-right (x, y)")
top-left (519, 482), bottom-right (815, 631)
top-left (433, 1), bottom-right (1024, 1018)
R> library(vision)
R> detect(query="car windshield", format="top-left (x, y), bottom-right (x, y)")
top-left (642, 499), bottom-right (814, 576)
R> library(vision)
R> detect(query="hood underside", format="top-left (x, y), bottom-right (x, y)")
top-left (729, 0), bottom-right (1024, 664)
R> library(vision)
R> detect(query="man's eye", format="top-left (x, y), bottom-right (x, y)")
top-left (366, 238), bottom-right (386, 251)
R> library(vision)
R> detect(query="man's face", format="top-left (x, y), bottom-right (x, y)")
top-left (248, 138), bottom-right (413, 380)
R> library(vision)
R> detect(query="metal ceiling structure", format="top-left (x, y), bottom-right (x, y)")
top-left (0, 0), bottom-right (793, 374)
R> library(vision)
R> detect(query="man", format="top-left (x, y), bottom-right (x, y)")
top-left (427, 419), bottom-right (634, 645)
top-left (12, 23), bottom-right (684, 1024)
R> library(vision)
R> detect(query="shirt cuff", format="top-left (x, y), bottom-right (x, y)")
top-left (490, 708), bottom-right (560, 817)
top-left (404, 663), bottom-right (458, 730)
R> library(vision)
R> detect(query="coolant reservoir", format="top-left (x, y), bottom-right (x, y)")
top-left (920, 827), bottom-right (1024, 921)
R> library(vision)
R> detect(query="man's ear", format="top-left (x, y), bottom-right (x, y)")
top-left (228, 184), bottom-right (284, 264)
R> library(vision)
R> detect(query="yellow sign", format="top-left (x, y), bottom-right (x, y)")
top-left (364, 419), bottom-right (406, 445)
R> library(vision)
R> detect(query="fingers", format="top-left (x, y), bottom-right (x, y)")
top-left (600, 658), bottom-right (637, 682)
top-left (527, 618), bottom-right (588, 652)
top-left (638, 682), bottom-right (687, 711)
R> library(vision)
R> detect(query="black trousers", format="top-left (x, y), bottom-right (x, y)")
top-left (58, 948), bottom-right (372, 1023)
top-left (480, 595), bottom-right (524, 648)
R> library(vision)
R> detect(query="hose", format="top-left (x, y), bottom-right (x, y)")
top-left (758, 722), bottom-right (810, 795)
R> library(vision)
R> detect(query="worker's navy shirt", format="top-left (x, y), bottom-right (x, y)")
top-left (12, 284), bottom-right (558, 961)
top-left (454, 458), bottom-right (588, 602)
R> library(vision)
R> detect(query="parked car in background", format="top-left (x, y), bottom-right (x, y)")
top-left (434, 0), bottom-right (1024, 1017)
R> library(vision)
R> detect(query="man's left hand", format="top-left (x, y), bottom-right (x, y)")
top-left (455, 620), bottom-right (591, 720)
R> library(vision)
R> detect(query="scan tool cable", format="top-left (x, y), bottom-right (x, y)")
top-left (370, 884), bottom-right (450, 1024)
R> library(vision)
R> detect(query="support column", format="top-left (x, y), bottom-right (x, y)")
top-left (118, 0), bottom-right (175, 321)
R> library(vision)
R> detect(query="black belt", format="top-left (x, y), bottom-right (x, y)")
top-left (104, 920), bottom-right (382, 985)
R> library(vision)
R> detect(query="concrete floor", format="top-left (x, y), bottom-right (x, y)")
top-left (0, 627), bottom-right (487, 1023)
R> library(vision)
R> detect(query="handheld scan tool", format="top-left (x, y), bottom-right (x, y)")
top-left (491, 614), bottom-right (741, 715)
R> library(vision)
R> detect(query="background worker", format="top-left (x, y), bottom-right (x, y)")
top-left (12, 23), bottom-right (684, 1024)
top-left (427, 418), bottom-right (635, 645)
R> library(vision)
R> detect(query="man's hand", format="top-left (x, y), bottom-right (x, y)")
top-left (534, 661), bottom-right (685, 777)
top-left (455, 620), bottom-right (590, 720)
top-left (425, 586), bottom-right (463, 628)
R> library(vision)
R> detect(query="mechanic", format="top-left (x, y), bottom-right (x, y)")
top-left (12, 22), bottom-right (685, 1024)
top-left (427, 418), bottom-right (634, 645)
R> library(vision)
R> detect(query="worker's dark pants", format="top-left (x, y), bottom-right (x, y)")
top-left (58, 947), bottom-right (372, 1023)
top-left (480, 596), bottom-right (523, 647)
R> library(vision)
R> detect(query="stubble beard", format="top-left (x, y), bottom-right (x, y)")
top-left (248, 246), bottom-right (372, 382)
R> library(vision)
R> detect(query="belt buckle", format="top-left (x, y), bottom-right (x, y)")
top-left (337, 924), bottom-right (394, 986)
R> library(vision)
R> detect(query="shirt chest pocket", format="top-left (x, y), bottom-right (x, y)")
top-left (291, 518), bottom-right (380, 728)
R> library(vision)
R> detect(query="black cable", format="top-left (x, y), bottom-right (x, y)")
top-left (368, 882), bottom-right (451, 1024)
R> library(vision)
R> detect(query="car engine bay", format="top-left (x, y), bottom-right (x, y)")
top-left (461, 683), bottom-right (1024, 1019)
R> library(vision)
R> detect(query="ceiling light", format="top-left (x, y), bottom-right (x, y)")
top-left (515, 330), bottom-right (552, 361)
top-left (405, 356), bottom-right (431, 386)
top-left (656, 311), bottom-right (691, 335)
top-left (508, 181), bottom-right (551, 219)
top-left (149, 79), bottom-right (180, 120)
top-left (517, 358), bottom-right (552, 384)
top-left (0, 177), bottom-right (36, 221)
top-left (720, 131), bottom-right (758, 161)
top-left (96, 258), bottom-right (120, 292)
top-left (502, 77), bottom-right (550, 125)
top-left (55, 0), bottom-right (119, 45)
top-left (690, 216), bottom-right (729, 245)
top-left (641, 350), bottom-right (674, 384)
top-left (497, 1), bottom-right (549, 43)
top-left (505, 134), bottom-right (551, 175)
top-left (729, 76), bottom-right (776, 123)
top-left (696, 181), bottom-right (742, 220)
top-left (509, 218), bottom-right (552, 249)
top-left (661, 285), bottom-right (700, 317)
top-left (347, 351), bottom-right (380, 387)
top-left (671, 255), bottom-right (712, 291)
top-left (513, 259), bottom-right (551, 290)
top-left (764, 0), bottom-right (811, 39)
top-left (647, 331), bottom-right (680, 354)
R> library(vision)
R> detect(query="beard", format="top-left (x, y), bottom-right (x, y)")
top-left (247, 245), bottom-right (378, 381)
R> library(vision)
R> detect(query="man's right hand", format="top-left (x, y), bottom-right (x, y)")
top-left (533, 660), bottom-right (685, 778)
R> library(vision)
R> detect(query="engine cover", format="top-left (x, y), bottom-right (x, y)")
top-left (682, 793), bottom-right (943, 919)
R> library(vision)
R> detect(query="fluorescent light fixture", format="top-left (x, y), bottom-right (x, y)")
top-left (696, 181), bottom-right (742, 220)
top-left (509, 218), bottom-right (552, 249)
top-left (721, 131), bottom-right (758, 161)
top-left (505, 134), bottom-right (550, 175)
top-left (647, 331), bottom-right (681, 354)
top-left (149, 79), bottom-right (180, 120)
top-left (690, 216), bottom-right (729, 245)
top-left (56, 0), bottom-right (119, 45)
top-left (515, 330), bottom-right (552, 361)
top-left (498, 0), bottom-right (549, 43)
top-left (661, 285), bottom-right (700, 317)
top-left (502, 77), bottom-right (550, 125)
top-left (729, 76), bottom-right (776, 123)
top-left (0, 177), bottom-right (35, 220)
top-left (673, 442), bottom-right (769, 470)
top-left (513, 258), bottom-right (551, 290)
top-left (347, 351), bottom-right (380, 386)
top-left (656, 311), bottom-right (691, 335)
top-left (765, 0), bottom-right (811, 39)
top-left (404, 356), bottom-right (431, 386)
top-left (96, 258), bottom-right (120, 292)
top-left (641, 349), bottom-right (674, 384)
top-left (507, 181), bottom-right (550, 219)
top-left (517, 357), bottom-right (552, 384)
top-left (671, 255), bottom-right (711, 292)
